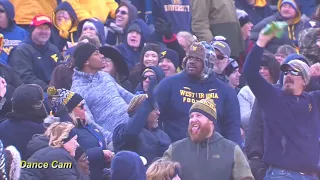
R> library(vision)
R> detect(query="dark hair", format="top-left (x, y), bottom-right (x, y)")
top-left (275, 44), bottom-right (296, 56)
top-left (261, 53), bottom-right (281, 84)
top-left (139, 43), bottom-right (161, 70)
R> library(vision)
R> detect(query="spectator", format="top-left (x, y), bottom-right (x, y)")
top-left (235, 0), bottom-right (273, 25)
top-left (156, 42), bottom-right (242, 145)
top-left (130, 0), bottom-right (154, 27)
top-left (309, 5), bottom-right (320, 27)
top-left (146, 158), bottom-right (181, 180)
top-left (49, 34), bottom-right (101, 90)
top-left (111, 151), bottom-right (146, 180)
top-left (0, 84), bottom-right (47, 160)
top-left (296, 0), bottom-right (316, 17)
top-left (19, 122), bottom-right (81, 179)
top-left (64, 0), bottom-right (118, 24)
top-left (75, 147), bottom-right (90, 180)
top-left (0, 140), bottom-right (21, 180)
top-left (0, 0), bottom-right (28, 64)
top-left (0, 77), bottom-right (6, 111)
top-left (163, 98), bottom-right (253, 180)
top-left (50, 1), bottom-right (78, 53)
top-left (105, 1), bottom-right (138, 45)
top-left (8, 15), bottom-right (62, 91)
top-left (274, 44), bottom-right (297, 64)
top-left (298, 27), bottom-right (320, 65)
top-left (176, 31), bottom-right (196, 53)
top-left (243, 27), bottom-right (320, 178)
top-left (190, 0), bottom-right (244, 59)
top-left (158, 49), bottom-right (179, 77)
top-left (225, 58), bottom-right (241, 93)
top-left (100, 45), bottom-right (132, 92)
top-left (212, 41), bottom-right (231, 82)
top-left (77, 18), bottom-right (106, 46)
top-left (250, 0), bottom-right (309, 53)
top-left (71, 43), bottom-right (134, 139)
top-left (128, 43), bottom-right (161, 89)
top-left (152, 0), bottom-right (191, 33)
top-left (238, 53), bottom-right (280, 133)
top-left (116, 19), bottom-right (154, 70)
top-left (113, 87), bottom-right (171, 166)
top-left (135, 66), bottom-right (165, 95)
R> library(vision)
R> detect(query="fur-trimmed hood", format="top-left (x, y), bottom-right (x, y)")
top-left (0, 145), bottom-right (21, 180)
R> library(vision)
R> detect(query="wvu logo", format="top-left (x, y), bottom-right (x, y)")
top-left (51, 54), bottom-right (58, 62)
top-left (171, 0), bottom-right (182, 5)
top-left (192, 45), bottom-right (198, 51)
top-left (309, 103), bottom-right (312, 112)
top-left (161, 51), bottom-right (167, 58)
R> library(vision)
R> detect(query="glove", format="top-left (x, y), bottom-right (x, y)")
top-left (154, 17), bottom-right (173, 39)
top-left (146, 77), bottom-right (158, 109)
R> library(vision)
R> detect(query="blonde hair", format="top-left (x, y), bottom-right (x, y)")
top-left (45, 122), bottom-right (75, 148)
top-left (146, 158), bottom-right (180, 180)
top-left (78, 34), bottom-right (101, 47)
top-left (177, 31), bottom-right (196, 44)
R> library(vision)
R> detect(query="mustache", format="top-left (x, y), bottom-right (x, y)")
top-left (285, 77), bottom-right (294, 84)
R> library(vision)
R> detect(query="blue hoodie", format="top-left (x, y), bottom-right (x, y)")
top-left (116, 19), bottom-right (155, 70)
top-left (135, 66), bottom-right (165, 94)
top-left (155, 71), bottom-right (242, 145)
top-left (243, 44), bottom-right (320, 173)
top-left (0, 0), bottom-right (28, 64)
top-left (50, 1), bottom-right (78, 52)
top-left (77, 18), bottom-right (106, 45)
top-left (111, 151), bottom-right (146, 180)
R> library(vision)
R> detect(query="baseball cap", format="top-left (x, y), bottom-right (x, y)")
top-left (280, 59), bottom-right (310, 84)
top-left (30, 15), bottom-right (52, 27)
top-left (212, 41), bottom-right (231, 58)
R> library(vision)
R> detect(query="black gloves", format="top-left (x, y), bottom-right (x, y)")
top-left (154, 18), bottom-right (173, 39)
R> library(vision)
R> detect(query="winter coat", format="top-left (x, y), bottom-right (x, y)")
top-left (237, 86), bottom-right (255, 133)
top-left (163, 132), bottom-right (254, 180)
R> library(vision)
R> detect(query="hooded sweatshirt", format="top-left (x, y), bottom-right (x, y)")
top-left (243, 44), bottom-right (320, 173)
top-left (116, 19), bottom-right (155, 70)
top-left (77, 18), bottom-right (106, 45)
top-left (105, 1), bottom-right (138, 45)
top-left (135, 66), bottom-right (165, 95)
top-left (155, 71), bottom-right (242, 145)
top-left (0, 0), bottom-right (28, 65)
top-left (50, 1), bottom-right (79, 52)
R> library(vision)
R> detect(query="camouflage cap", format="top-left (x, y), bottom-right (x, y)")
top-left (298, 28), bottom-right (320, 65)
top-left (280, 59), bottom-right (310, 84)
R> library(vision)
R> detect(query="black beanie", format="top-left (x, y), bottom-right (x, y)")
top-left (75, 147), bottom-right (86, 161)
top-left (139, 43), bottom-right (161, 67)
top-left (225, 58), bottom-right (239, 77)
top-left (73, 43), bottom-right (98, 70)
top-left (237, 9), bottom-right (250, 27)
top-left (160, 49), bottom-right (179, 69)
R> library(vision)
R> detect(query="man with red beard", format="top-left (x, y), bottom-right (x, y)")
top-left (163, 98), bottom-right (253, 180)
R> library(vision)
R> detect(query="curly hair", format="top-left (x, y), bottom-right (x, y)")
top-left (146, 158), bottom-right (180, 180)
top-left (45, 122), bottom-right (75, 148)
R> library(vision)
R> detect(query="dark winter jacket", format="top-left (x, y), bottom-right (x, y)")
top-left (134, 66), bottom-right (165, 95)
top-left (113, 97), bottom-right (171, 167)
top-left (77, 18), bottom-right (106, 45)
top-left (8, 38), bottom-right (62, 90)
top-left (19, 135), bottom-right (81, 180)
top-left (155, 71), bottom-right (242, 146)
top-left (50, 1), bottom-right (78, 52)
top-left (0, 112), bottom-right (46, 160)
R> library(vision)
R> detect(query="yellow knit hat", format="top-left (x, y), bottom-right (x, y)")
top-left (189, 98), bottom-right (217, 122)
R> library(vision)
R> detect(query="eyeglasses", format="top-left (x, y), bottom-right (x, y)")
top-left (284, 70), bottom-right (302, 76)
top-left (142, 75), bottom-right (155, 81)
top-left (116, 9), bottom-right (128, 15)
top-left (102, 57), bottom-right (112, 63)
top-left (216, 55), bottom-right (226, 60)
top-left (79, 156), bottom-right (88, 162)
top-left (77, 103), bottom-right (85, 110)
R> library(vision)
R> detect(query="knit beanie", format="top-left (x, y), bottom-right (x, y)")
top-left (280, 59), bottom-right (311, 84)
top-left (127, 94), bottom-right (147, 117)
top-left (160, 49), bottom-right (179, 68)
top-left (73, 43), bottom-right (98, 70)
top-left (75, 147), bottom-right (86, 161)
top-left (236, 9), bottom-right (250, 27)
top-left (225, 58), bottom-right (239, 77)
top-left (140, 43), bottom-right (161, 66)
top-left (127, 22), bottom-right (141, 34)
top-left (200, 41), bottom-right (216, 79)
top-left (281, 0), bottom-right (298, 11)
top-left (189, 99), bottom-right (217, 123)
top-left (47, 86), bottom-right (83, 114)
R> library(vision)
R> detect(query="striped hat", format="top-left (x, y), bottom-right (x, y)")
top-left (189, 98), bottom-right (217, 123)
top-left (280, 59), bottom-right (310, 84)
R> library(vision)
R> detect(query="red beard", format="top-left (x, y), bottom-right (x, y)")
top-left (188, 121), bottom-right (212, 143)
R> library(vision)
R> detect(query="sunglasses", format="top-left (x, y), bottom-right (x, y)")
top-left (284, 70), bottom-right (302, 76)
top-left (116, 9), bottom-right (128, 15)
top-left (142, 75), bottom-right (155, 81)
top-left (216, 55), bottom-right (226, 60)
top-left (77, 103), bottom-right (85, 110)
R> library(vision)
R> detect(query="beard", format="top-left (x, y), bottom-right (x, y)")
top-left (188, 121), bottom-right (212, 143)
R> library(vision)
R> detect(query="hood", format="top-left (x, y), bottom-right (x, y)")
top-left (277, 0), bottom-right (301, 24)
top-left (0, 0), bottom-right (15, 30)
top-left (111, 151), bottom-right (146, 180)
top-left (24, 135), bottom-right (49, 159)
top-left (53, 2), bottom-right (78, 34)
top-left (125, 19), bottom-right (154, 50)
top-left (279, 53), bottom-right (308, 86)
top-left (77, 18), bottom-right (106, 45)
top-left (119, 1), bottom-right (138, 29)
top-left (135, 66), bottom-right (165, 93)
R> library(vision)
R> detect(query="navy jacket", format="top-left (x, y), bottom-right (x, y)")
top-left (0, 0), bottom-right (28, 65)
top-left (77, 18), bottom-right (106, 45)
top-left (0, 113), bottom-right (46, 160)
top-left (155, 71), bottom-right (242, 146)
top-left (8, 38), bottom-right (62, 90)
top-left (113, 99), bottom-right (171, 167)
top-left (243, 44), bottom-right (320, 173)
top-left (235, 0), bottom-right (273, 25)
top-left (50, 1), bottom-right (78, 52)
